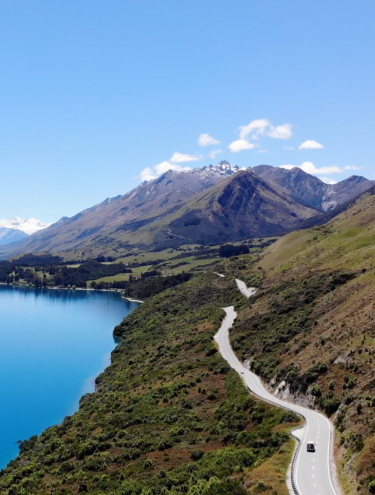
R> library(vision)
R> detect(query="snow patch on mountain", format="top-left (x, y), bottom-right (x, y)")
top-left (190, 161), bottom-right (240, 178)
top-left (0, 217), bottom-right (51, 235)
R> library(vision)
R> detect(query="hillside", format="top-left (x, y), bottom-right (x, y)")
top-left (0, 273), bottom-right (300, 495)
top-left (224, 187), bottom-right (375, 494)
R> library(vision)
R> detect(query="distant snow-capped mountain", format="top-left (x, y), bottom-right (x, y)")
top-left (0, 217), bottom-right (51, 246)
top-left (0, 217), bottom-right (51, 235)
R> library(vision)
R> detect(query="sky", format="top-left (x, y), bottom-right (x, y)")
top-left (1, 1), bottom-right (374, 223)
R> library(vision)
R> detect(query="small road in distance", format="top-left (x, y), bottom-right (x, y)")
top-left (215, 300), bottom-right (340, 495)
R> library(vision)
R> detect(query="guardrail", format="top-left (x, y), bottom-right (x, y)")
top-left (245, 383), bottom-right (304, 495)
top-left (289, 425), bottom-right (304, 495)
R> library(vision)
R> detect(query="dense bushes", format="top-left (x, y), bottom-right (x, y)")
top-left (0, 261), bottom-right (14, 283)
top-left (109, 272), bottom-right (192, 299)
top-left (0, 259), bottom-right (132, 288)
top-left (219, 244), bottom-right (250, 258)
top-left (12, 253), bottom-right (63, 266)
top-left (232, 270), bottom-right (358, 415)
top-left (52, 260), bottom-right (132, 287)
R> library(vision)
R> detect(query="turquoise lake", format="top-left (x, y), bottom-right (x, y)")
top-left (0, 285), bottom-right (139, 469)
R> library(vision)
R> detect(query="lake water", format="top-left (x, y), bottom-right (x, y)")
top-left (0, 286), bottom-right (139, 469)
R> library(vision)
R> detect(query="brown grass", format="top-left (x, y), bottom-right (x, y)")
top-left (244, 438), bottom-right (296, 494)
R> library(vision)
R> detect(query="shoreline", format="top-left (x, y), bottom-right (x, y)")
top-left (0, 283), bottom-right (143, 302)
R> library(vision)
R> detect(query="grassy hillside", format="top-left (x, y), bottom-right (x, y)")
top-left (0, 273), bottom-right (300, 495)
top-left (227, 193), bottom-right (375, 494)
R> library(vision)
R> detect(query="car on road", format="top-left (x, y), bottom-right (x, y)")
top-left (307, 441), bottom-right (315, 452)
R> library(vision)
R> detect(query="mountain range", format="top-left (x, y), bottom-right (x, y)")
top-left (251, 165), bottom-right (374, 211)
top-left (1, 162), bottom-right (374, 259)
top-left (0, 217), bottom-right (50, 246)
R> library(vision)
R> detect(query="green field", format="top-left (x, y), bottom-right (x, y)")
top-left (90, 265), bottom-right (154, 284)
top-left (91, 238), bottom-right (278, 283)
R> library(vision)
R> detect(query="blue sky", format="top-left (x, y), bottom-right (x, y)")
top-left (1, 1), bottom-right (374, 223)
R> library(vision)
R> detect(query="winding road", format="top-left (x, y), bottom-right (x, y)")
top-left (214, 284), bottom-right (340, 495)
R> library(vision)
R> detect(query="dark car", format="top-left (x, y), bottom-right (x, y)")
top-left (307, 441), bottom-right (315, 452)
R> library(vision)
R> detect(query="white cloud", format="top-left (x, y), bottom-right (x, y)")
top-left (299, 140), bottom-right (324, 149)
top-left (229, 118), bottom-right (293, 153)
top-left (198, 133), bottom-right (221, 146)
top-left (170, 151), bottom-right (203, 163)
top-left (345, 165), bottom-right (361, 170)
top-left (228, 139), bottom-right (257, 153)
top-left (140, 161), bottom-right (191, 182)
top-left (239, 119), bottom-right (293, 141)
top-left (140, 167), bottom-right (158, 182)
top-left (239, 119), bottom-right (269, 140)
top-left (318, 177), bottom-right (337, 184)
top-left (280, 161), bottom-right (343, 175)
top-left (258, 149), bottom-right (268, 153)
top-left (208, 149), bottom-right (222, 159)
top-left (268, 123), bottom-right (293, 139)
top-left (284, 146), bottom-right (294, 150)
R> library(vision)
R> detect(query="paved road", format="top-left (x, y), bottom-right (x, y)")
top-left (236, 279), bottom-right (257, 298)
top-left (215, 305), bottom-right (339, 495)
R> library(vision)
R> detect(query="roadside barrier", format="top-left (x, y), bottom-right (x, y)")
top-left (245, 383), bottom-right (304, 495)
